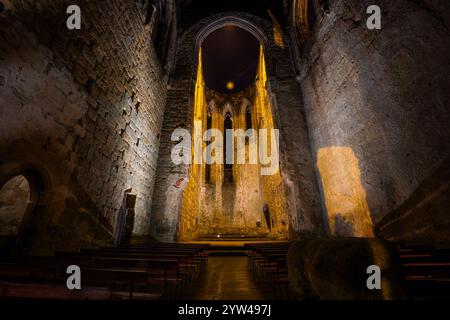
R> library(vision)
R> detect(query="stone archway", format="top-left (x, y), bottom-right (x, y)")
top-left (181, 20), bottom-right (289, 240)
top-left (0, 175), bottom-right (30, 236)
top-left (0, 165), bottom-right (49, 253)
top-left (150, 12), bottom-right (325, 242)
top-left (195, 16), bottom-right (270, 54)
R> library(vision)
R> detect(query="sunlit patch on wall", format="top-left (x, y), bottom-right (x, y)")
top-left (317, 147), bottom-right (374, 237)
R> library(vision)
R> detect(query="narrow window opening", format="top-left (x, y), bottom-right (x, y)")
top-left (205, 113), bottom-right (212, 183)
top-left (224, 112), bottom-right (233, 183)
top-left (245, 107), bottom-right (252, 144)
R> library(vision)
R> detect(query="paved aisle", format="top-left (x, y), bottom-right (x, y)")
top-left (184, 256), bottom-right (274, 300)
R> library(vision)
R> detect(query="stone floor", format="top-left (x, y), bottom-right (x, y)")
top-left (183, 256), bottom-right (275, 300)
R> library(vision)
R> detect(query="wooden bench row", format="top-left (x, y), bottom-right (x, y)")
top-left (245, 242), bottom-right (291, 299)
top-left (0, 243), bottom-right (210, 300)
top-left (246, 242), bottom-right (450, 300)
top-left (396, 244), bottom-right (450, 299)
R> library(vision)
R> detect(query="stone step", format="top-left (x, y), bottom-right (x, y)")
top-left (196, 234), bottom-right (268, 242)
top-left (197, 237), bottom-right (268, 242)
top-left (208, 250), bottom-right (248, 256)
top-left (198, 233), bottom-right (267, 238)
top-left (207, 243), bottom-right (251, 256)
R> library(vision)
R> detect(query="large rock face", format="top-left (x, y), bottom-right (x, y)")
top-left (287, 238), bottom-right (405, 299)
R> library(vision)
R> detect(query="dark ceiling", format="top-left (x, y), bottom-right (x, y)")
top-left (202, 26), bottom-right (260, 93)
top-left (177, 0), bottom-right (288, 33)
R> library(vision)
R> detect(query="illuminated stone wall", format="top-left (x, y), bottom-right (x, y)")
top-left (3, 1), bottom-right (446, 247)
top-left (298, 0), bottom-right (450, 239)
top-left (254, 47), bottom-right (289, 239)
top-left (177, 50), bottom-right (205, 241)
top-left (0, 1), bottom-right (176, 251)
top-left (177, 47), bottom-right (289, 240)
top-left (151, 13), bottom-right (325, 241)
top-left (316, 147), bottom-right (373, 237)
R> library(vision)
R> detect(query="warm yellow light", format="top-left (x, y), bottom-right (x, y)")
top-left (178, 48), bottom-right (206, 241)
top-left (226, 81), bottom-right (235, 91)
top-left (179, 46), bottom-right (289, 241)
top-left (268, 10), bottom-right (286, 48)
top-left (317, 147), bottom-right (374, 237)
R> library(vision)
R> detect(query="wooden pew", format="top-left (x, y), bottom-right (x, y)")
top-left (245, 242), bottom-right (290, 298)
top-left (0, 262), bottom-right (165, 300)
top-left (396, 244), bottom-right (450, 299)
top-left (0, 242), bottom-right (210, 300)
top-left (101, 244), bottom-right (209, 271)
top-left (0, 282), bottom-right (111, 300)
top-left (32, 256), bottom-right (181, 298)
top-left (75, 250), bottom-right (201, 279)
top-left (57, 252), bottom-right (196, 290)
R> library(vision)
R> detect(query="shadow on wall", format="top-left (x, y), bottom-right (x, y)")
top-left (333, 214), bottom-right (354, 236)
top-left (316, 147), bottom-right (374, 237)
top-left (375, 158), bottom-right (450, 246)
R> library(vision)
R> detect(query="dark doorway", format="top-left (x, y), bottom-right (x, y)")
top-left (114, 190), bottom-right (137, 246)
top-left (205, 113), bottom-right (212, 183)
top-left (263, 204), bottom-right (271, 231)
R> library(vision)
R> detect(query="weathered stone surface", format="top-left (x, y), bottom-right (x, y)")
top-left (150, 12), bottom-right (325, 242)
top-left (298, 0), bottom-right (450, 239)
top-left (287, 238), bottom-right (405, 299)
top-left (376, 158), bottom-right (450, 246)
top-left (0, 0), bottom-right (448, 251)
top-left (0, 0), bottom-right (175, 253)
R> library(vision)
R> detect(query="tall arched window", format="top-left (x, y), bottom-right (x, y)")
top-left (245, 106), bottom-right (252, 145)
top-left (245, 107), bottom-right (252, 131)
top-left (224, 112), bottom-right (233, 183)
top-left (205, 112), bottom-right (212, 183)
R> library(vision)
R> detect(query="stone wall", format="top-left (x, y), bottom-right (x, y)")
top-left (150, 78), bottom-right (194, 242)
top-left (376, 159), bottom-right (450, 247)
top-left (298, 0), bottom-right (450, 238)
top-left (0, 0), bottom-right (174, 252)
top-left (3, 0), bottom-right (445, 247)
